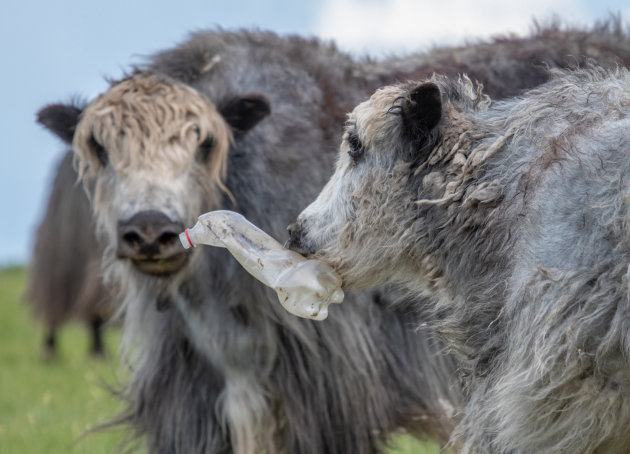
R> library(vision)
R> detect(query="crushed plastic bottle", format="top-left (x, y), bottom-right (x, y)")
top-left (179, 210), bottom-right (344, 320)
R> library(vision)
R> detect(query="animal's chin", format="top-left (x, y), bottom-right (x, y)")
top-left (286, 235), bottom-right (322, 258)
top-left (288, 244), bottom-right (315, 257)
top-left (129, 253), bottom-right (190, 276)
top-left (319, 254), bottom-right (376, 291)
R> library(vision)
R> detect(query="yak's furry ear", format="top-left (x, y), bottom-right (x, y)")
top-left (402, 82), bottom-right (442, 133)
top-left (37, 102), bottom-right (84, 144)
top-left (220, 93), bottom-right (271, 136)
top-left (400, 82), bottom-right (442, 161)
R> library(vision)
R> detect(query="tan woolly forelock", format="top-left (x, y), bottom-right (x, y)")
top-left (73, 74), bottom-right (232, 192)
top-left (352, 85), bottom-right (407, 150)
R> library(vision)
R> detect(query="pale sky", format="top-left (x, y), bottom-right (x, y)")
top-left (1, 0), bottom-right (628, 264)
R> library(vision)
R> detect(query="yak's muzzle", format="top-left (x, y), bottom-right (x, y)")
top-left (286, 221), bottom-right (316, 256)
top-left (117, 210), bottom-right (189, 275)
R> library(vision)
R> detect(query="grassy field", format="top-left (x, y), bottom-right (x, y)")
top-left (0, 267), bottom-right (132, 454)
top-left (0, 267), bottom-right (439, 453)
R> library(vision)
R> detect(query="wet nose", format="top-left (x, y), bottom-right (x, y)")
top-left (286, 221), bottom-right (313, 255)
top-left (117, 210), bottom-right (185, 259)
top-left (286, 221), bottom-right (302, 245)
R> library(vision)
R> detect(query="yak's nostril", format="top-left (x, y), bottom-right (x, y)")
top-left (287, 222), bottom-right (300, 240)
top-left (122, 231), bottom-right (143, 246)
top-left (287, 221), bottom-right (313, 254)
top-left (158, 231), bottom-right (178, 246)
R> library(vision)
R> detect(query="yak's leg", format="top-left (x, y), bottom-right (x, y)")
top-left (89, 315), bottom-right (105, 358)
top-left (42, 326), bottom-right (57, 361)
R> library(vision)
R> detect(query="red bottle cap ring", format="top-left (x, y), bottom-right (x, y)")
top-left (184, 229), bottom-right (195, 248)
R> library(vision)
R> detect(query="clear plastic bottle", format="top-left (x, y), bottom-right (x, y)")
top-left (180, 210), bottom-right (344, 320)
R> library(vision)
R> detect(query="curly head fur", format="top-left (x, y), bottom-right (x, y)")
top-left (73, 73), bottom-right (231, 187)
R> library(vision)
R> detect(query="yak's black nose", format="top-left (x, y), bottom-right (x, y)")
top-left (117, 210), bottom-right (184, 259)
top-left (117, 211), bottom-right (189, 275)
top-left (286, 221), bottom-right (314, 255)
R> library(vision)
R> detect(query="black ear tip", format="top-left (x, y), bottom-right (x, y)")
top-left (36, 103), bottom-right (81, 123)
top-left (36, 103), bottom-right (83, 144)
top-left (403, 82), bottom-right (442, 133)
top-left (220, 93), bottom-right (272, 134)
top-left (244, 96), bottom-right (271, 119)
top-left (36, 104), bottom-right (59, 125)
top-left (243, 93), bottom-right (271, 112)
top-left (409, 82), bottom-right (441, 106)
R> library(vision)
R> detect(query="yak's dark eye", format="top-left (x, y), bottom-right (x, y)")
top-left (197, 136), bottom-right (215, 163)
top-left (89, 135), bottom-right (108, 166)
top-left (347, 132), bottom-right (364, 162)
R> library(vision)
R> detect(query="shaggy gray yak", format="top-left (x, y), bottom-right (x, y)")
top-left (30, 18), bottom-right (630, 366)
top-left (290, 67), bottom-right (630, 452)
top-left (35, 22), bottom-right (630, 453)
top-left (37, 31), bottom-right (460, 454)
top-left (26, 149), bottom-right (114, 358)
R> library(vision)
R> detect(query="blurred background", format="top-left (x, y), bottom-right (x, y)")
top-left (0, 0), bottom-right (629, 265)
top-left (1, 1), bottom-right (629, 453)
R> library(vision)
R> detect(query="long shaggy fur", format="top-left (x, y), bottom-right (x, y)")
top-left (36, 21), bottom-right (630, 453)
top-left (54, 31), bottom-right (464, 454)
top-left (371, 16), bottom-right (630, 98)
top-left (31, 18), bottom-right (630, 361)
top-left (294, 67), bottom-right (630, 453)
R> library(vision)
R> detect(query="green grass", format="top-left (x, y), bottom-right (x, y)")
top-left (0, 267), bottom-right (439, 453)
top-left (0, 267), bottom-right (130, 454)
top-left (389, 435), bottom-right (440, 454)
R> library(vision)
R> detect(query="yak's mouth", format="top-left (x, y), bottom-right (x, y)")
top-left (286, 242), bottom-right (316, 257)
top-left (128, 252), bottom-right (190, 276)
